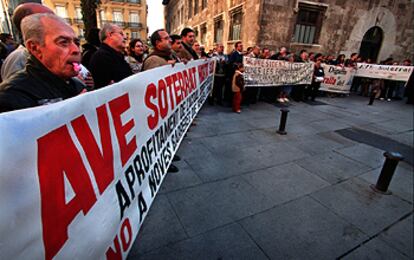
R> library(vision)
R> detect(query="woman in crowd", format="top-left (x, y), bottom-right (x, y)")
top-left (125, 38), bottom-right (145, 74)
top-left (334, 54), bottom-right (345, 66)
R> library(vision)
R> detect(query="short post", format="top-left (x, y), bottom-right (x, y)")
top-left (370, 151), bottom-right (404, 195)
top-left (277, 108), bottom-right (289, 135)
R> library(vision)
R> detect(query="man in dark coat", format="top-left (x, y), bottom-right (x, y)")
top-left (0, 14), bottom-right (85, 113)
top-left (89, 23), bottom-right (132, 89)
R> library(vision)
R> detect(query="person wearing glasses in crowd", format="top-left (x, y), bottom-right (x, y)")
top-left (125, 38), bottom-right (145, 74)
top-left (0, 14), bottom-right (86, 112)
top-left (89, 23), bottom-right (132, 89)
top-left (142, 29), bottom-right (182, 173)
top-left (142, 29), bottom-right (177, 71)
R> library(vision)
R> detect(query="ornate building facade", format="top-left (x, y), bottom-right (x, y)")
top-left (42, 0), bottom-right (147, 41)
top-left (0, 0), bottom-right (148, 41)
top-left (165, 0), bottom-right (414, 62)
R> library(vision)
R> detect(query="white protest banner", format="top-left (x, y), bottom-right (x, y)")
top-left (355, 63), bottom-right (414, 81)
top-left (320, 65), bottom-right (355, 93)
top-left (0, 59), bottom-right (214, 259)
top-left (244, 57), bottom-right (313, 87)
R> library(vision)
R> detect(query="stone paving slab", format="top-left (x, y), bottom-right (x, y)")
top-left (239, 196), bottom-right (368, 259)
top-left (342, 236), bottom-right (410, 260)
top-left (335, 143), bottom-right (386, 168)
top-left (310, 178), bottom-right (413, 236)
top-left (388, 130), bottom-right (414, 147)
top-left (134, 223), bottom-right (268, 260)
top-left (242, 162), bottom-right (329, 205)
top-left (166, 177), bottom-right (275, 236)
top-left (295, 151), bottom-right (371, 184)
top-left (128, 195), bottom-right (187, 257)
top-left (159, 160), bottom-right (203, 194)
top-left (185, 142), bottom-right (309, 182)
top-left (317, 131), bottom-right (359, 148)
top-left (289, 134), bottom-right (350, 156)
top-left (249, 128), bottom-right (300, 144)
top-left (378, 215), bottom-right (413, 259)
top-left (200, 131), bottom-right (258, 153)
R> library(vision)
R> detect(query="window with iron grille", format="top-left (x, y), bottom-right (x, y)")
top-left (188, 0), bottom-right (192, 18)
top-left (130, 12), bottom-right (139, 23)
top-left (113, 11), bottom-right (123, 22)
top-left (229, 8), bottom-right (242, 41)
top-left (75, 7), bottom-right (82, 19)
top-left (55, 5), bottom-right (67, 18)
top-left (131, 31), bottom-right (139, 39)
top-left (214, 17), bottom-right (223, 43)
top-left (194, 0), bottom-right (199, 14)
top-left (200, 23), bottom-right (207, 44)
top-left (293, 3), bottom-right (326, 44)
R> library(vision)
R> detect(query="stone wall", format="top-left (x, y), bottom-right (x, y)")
top-left (165, 0), bottom-right (414, 60)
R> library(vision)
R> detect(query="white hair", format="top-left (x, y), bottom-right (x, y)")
top-left (21, 13), bottom-right (68, 45)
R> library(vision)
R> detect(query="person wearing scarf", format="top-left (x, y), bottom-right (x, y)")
top-left (125, 38), bottom-right (145, 73)
top-left (142, 29), bottom-right (178, 71)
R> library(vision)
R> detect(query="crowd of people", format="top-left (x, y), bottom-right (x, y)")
top-left (0, 2), bottom-right (412, 175)
top-left (0, 2), bottom-right (413, 113)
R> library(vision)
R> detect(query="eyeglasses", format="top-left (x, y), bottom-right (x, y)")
top-left (111, 31), bottom-right (125, 37)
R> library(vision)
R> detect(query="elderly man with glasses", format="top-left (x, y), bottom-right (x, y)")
top-left (89, 23), bottom-right (132, 89)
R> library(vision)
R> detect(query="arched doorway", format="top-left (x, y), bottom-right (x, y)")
top-left (359, 26), bottom-right (383, 63)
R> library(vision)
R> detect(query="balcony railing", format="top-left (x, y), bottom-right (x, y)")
top-left (110, 0), bottom-right (141, 3)
top-left (73, 18), bottom-right (83, 24)
top-left (102, 20), bottom-right (126, 27)
top-left (127, 22), bottom-right (142, 28)
top-left (63, 18), bottom-right (72, 25)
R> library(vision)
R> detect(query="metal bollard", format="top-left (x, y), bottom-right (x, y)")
top-left (370, 151), bottom-right (404, 195)
top-left (277, 108), bottom-right (289, 135)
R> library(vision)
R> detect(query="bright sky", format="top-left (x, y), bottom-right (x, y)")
top-left (147, 1), bottom-right (165, 35)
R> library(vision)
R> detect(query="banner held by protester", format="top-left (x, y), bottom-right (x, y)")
top-left (0, 59), bottom-right (214, 260)
top-left (320, 65), bottom-right (355, 93)
top-left (355, 63), bottom-right (414, 81)
top-left (243, 57), bottom-right (313, 87)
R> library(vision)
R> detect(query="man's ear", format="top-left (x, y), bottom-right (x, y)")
top-left (26, 40), bottom-right (42, 59)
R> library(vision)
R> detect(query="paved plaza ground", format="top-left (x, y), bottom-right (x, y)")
top-left (128, 95), bottom-right (413, 260)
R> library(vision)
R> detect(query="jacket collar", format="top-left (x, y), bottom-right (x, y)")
top-left (101, 43), bottom-right (124, 59)
top-left (26, 55), bottom-right (81, 88)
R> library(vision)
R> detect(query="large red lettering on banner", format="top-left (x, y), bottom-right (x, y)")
top-left (109, 94), bottom-right (137, 167)
top-left (38, 126), bottom-right (97, 260)
top-left (71, 104), bottom-right (114, 194)
top-left (145, 67), bottom-right (198, 130)
top-left (106, 218), bottom-right (133, 260)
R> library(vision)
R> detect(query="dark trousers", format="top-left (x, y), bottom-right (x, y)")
top-left (291, 85), bottom-right (306, 101)
top-left (212, 76), bottom-right (225, 104)
top-left (308, 82), bottom-right (321, 101)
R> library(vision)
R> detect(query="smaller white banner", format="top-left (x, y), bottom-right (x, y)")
top-left (355, 63), bottom-right (414, 81)
top-left (320, 65), bottom-right (354, 93)
top-left (244, 57), bottom-right (313, 87)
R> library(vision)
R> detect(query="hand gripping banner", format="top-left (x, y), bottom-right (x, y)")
top-left (0, 59), bottom-right (214, 259)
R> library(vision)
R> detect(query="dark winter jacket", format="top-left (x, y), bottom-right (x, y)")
top-left (0, 55), bottom-right (85, 113)
top-left (81, 42), bottom-right (99, 70)
top-left (89, 43), bottom-right (133, 89)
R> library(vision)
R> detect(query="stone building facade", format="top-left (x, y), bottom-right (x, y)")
top-left (165, 0), bottom-right (414, 62)
top-left (42, 0), bottom-right (148, 41)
